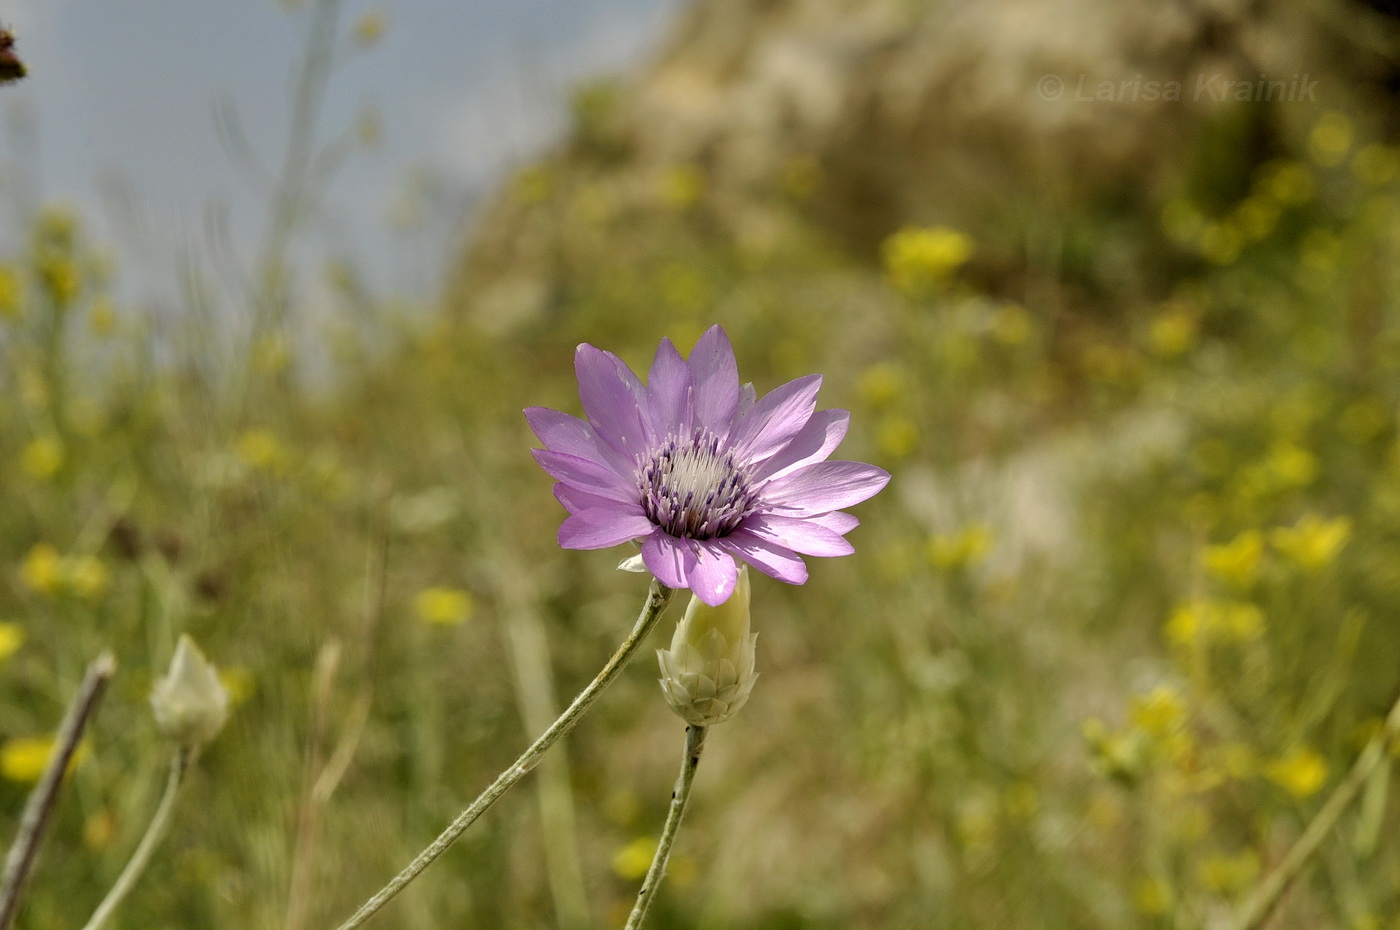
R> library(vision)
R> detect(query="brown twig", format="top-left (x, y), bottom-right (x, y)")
top-left (0, 652), bottom-right (117, 930)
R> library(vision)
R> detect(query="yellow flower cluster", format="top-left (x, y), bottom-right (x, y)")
top-left (1203, 530), bottom-right (1263, 588)
top-left (19, 436), bottom-right (65, 479)
top-left (0, 735), bottom-right (88, 783)
top-left (1165, 598), bottom-right (1264, 647)
top-left (882, 226), bottom-right (974, 296)
top-left (20, 543), bottom-right (108, 601)
top-left (926, 524), bottom-right (993, 571)
top-left (1270, 514), bottom-right (1351, 571)
top-left (1263, 746), bottom-right (1329, 799)
top-left (414, 587), bottom-right (474, 626)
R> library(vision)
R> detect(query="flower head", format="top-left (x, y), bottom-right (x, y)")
top-left (151, 635), bottom-right (230, 750)
top-left (527, 326), bottom-right (889, 605)
top-left (658, 565), bottom-right (758, 726)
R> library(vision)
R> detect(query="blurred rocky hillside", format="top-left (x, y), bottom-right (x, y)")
top-left (450, 0), bottom-right (1400, 329)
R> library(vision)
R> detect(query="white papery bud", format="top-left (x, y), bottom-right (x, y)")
top-left (657, 566), bottom-right (758, 726)
top-left (151, 635), bottom-right (229, 749)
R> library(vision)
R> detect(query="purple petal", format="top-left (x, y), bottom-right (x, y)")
top-left (525, 407), bottom-right (595, 458)
top-left (525, 406), bottom-right (634, 474)
top-left (576, 344), bottom-right (654, 458)
top-left (687, 542), bottom-right (738, 606)
top-left (647, 338), bottom-right (693, 434)
top-left (721, 530), bottom-right (809, 585)
top-left (558, 510), bottom-right (654, 549)
top-left (686, 326), bottom-right (741, 434)
top-left (761, 461), bottom-right (891, 516)
top-left (532, 449), bottom-right (634, 503)
top-left (742, 513), bottom-right (855, 558)
top-left (753, 409), bottom-right (850, 482)
top-left (642, 531), bottom-right (695, 588)
top-left (553, 484), bottom-right (644, 518)
top-left (728, 374), bottom-right (822, 462)
top-left (807, 511), bottom-right (860, 535)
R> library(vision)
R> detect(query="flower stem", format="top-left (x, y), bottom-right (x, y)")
top-left (1229, 688), bottom-right (1400, 930)
top-left (332, 579), bottom-right (675, 930)
top-left (624, 724), bottom-right (708, 930)
top-left (81, 748), bottom-right (190, 930)
top-left (0, 651), bottom-right (115, 930)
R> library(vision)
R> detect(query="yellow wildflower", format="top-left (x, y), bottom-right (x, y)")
top-left (1257, 161), bottom-right (1315, 205)
top-left (414, 587), bottom-right (473, 626)
top-left (1, 735), bottom-right (88, 783)
top-left (611, 836), bottom-right (657, 880)
top-left (211, 666), bottom-right (254, 707)
top-left (1198, 221), bottom-right (1243, 265)
top-left (1271, 514), bottom-right (1351, 571)
top-left (883, 226), bottom-right (974, 295)
top-left (1263, 444), bottom-right (1317, 488)
top-left (1265, 747), bottom-right (1329, 799)
top-left (1203, 530), bottom-right (1263, 589)
top-left (1198, 849), bottom-right (1259, 894)
top-left (65, 555), bottom-right (108, 602)
top-left (1130, 686), bottom-right (1186, 737)
top-left (857, 362), bottom-right (904, 408)
top-left (20, 543), bottom-right (63, 596)
top-left (236, 429), bottom-right (286, 471)
top-left (926, 525), bottom-right (993, 570)
top-left (87, 296), bottom-right (116, 335)
top-left (0, 623), bottom-right (22, 662)
top-left (37, 256), bottom-right (80, 307)
top-left (1165, 599), bottom-right (1265, 646)
top-left (352, 8), bottom-right (387, 46)
top-left (1308, 112), bottom-right (1353, 167)
top-left (1148, 305), bottom-right (1199, 357)
top-left (1233, 197), bottom-right (1280, 241)
top-left (0, 265), bottom-right (22, 320)
top-left (20, 436), bottom-right (64, 479)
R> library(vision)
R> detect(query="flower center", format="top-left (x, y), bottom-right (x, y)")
top-left (638, 429), bottom-right (759, 539)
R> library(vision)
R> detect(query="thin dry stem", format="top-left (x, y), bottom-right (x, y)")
top-left (624, 724), bottom-right (708, 930)
top-left (0, 652), bottom-right (116, 930)
top-left (330, 580), bottom-right (674, 930)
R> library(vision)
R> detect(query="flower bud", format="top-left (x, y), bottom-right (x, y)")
top-left (151, 635), bottom-right (229, 749)
top-left (657, 566), bottom-right (758, 726)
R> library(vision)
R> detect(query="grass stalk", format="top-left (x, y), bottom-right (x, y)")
top-left (81, 748), bottom-right (190, 930)
top-left (0, 652), bottom-right (116, 930)
top-left (1229, 688), bottom-right (1400, 930)
top-left (330, 579), bottom-right (675, 930)
top-left (624, 724), bottom-right (708, 930)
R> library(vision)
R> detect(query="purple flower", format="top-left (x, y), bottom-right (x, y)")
top-left (526, 326), bottom-right (890, 606)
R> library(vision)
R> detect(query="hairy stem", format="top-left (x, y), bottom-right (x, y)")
top-left (1229, 688), bottom-right (1400, 930)
top-left (81, 749), bottom-right (190, 930)
top-left (624, 724), bottom-right (708, 930)
top-left (0, 653), bottom-right (115, 930)
top-left (331, 580), bottom-right (675, 930)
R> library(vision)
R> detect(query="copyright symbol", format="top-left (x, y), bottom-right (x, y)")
top-left (1037, 74), bottom-right (1064, 100)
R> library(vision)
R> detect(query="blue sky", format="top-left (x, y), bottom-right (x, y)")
top-left (0, 0), bottom-right (684, 304)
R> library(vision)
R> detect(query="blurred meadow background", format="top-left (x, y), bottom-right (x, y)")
top-left (6, 0), bottom-right (1400, 928)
